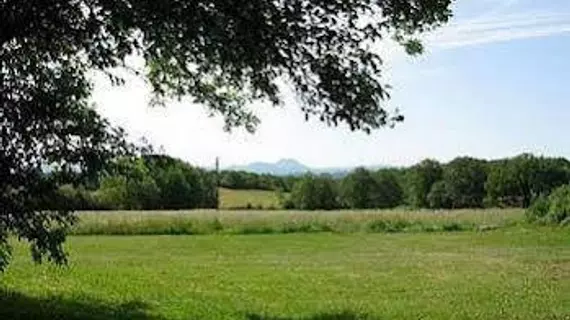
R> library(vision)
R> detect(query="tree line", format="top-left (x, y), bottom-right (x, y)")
top-left (219, 170), bottom-right (300, 192)
top-left (56, 153), bottom-right (570, 211)
top-left (283, 154), bottom-right (570, 210)
top-left (56, 155), bottom-right (217, 210)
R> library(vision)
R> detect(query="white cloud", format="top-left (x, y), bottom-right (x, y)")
top-left (428, 11), bottom-right (570, 49)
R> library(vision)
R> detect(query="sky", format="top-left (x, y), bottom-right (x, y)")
top-left (92, 0), bottom-right (570, 169)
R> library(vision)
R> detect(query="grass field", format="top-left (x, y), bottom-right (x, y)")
top-left (1, 209), bottom-right (569, 319)
top-left (219, 188), bottom-right (281, 209)
top-left (71, 209), bottom-right (525, 235)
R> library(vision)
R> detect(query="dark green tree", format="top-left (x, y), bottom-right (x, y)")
top-left (441, 157), bottom-right (487, 208)
top-left (143, 155), bottom-right (218, 209)
top-left (1, 0), bottom-right (453, 270)
top-left (374, 169), bottom-right (405, 209)
top-left (486, 154), bottom-right (570, 208)
top-left (427, 180), bottom-right (452, 209)
top-left (340, 168), bottom-right (379, 209)
top-left (406, 159), bottom-right (443, 208)
top-left (289, 175), bottom-right (340, 210)
top-left (340, 167), bottom-right (402, 209)
top-left (485, 159), bottom-right (524, 207)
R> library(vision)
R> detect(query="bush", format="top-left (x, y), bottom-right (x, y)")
top-left (526, 195), bottom-right (549, 223)
top-left (545, 185), bottom-right (570, 224)
top-left (526, 185), bottom-right (570, 225)
top-left (57, 185), bottom-right (106, 210)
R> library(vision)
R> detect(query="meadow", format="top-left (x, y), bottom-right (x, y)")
top-left (218, 188), bottom-right (281, 210)
top-left (1, 209), bottom-right (569, 319)
top-left (71, 208), bottom-right (525, 236)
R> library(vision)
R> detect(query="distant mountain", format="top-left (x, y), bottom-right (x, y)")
top-left (228, 159), bottom-right (310, 176)
top-left (226, 159), bottom-right (386, 176)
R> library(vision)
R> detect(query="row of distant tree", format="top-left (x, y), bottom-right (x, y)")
top-left (56, 155), bottom-right (217, 210)
top-left (55, 153), bottom-right (570, 211)
top-left (219, 170), bottom-right (300, 192)
top-left (284, 154), bottom-right (570, 210)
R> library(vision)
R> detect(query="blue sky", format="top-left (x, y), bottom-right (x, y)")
top-left (93, 0), bottom-right (570, 168)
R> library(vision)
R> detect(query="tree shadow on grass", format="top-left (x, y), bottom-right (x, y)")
top-left (0, 290), bottom-right (165, 320)
top-left (246, 311), bottom-right (380, 320)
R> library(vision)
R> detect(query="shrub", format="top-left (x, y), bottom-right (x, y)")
top-left (442, 222), bottom-right (464, 232)
top-left (545, 185), bottom-right (570, 224)
top-left (526, 195), bottom-right (549, 223)
top-left (527, 185), bottom-right (570, 225)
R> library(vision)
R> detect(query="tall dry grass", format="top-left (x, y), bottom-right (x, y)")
top-left (71, 209), bottom-right (525, 236)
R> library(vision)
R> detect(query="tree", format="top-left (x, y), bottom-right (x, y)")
top-left (340, 168), bottom-right (378, 209)
top-left (485, 159), bottom-right (523, 207)
top-left (406, 159), bottom-right (443, 208)
top-left (340, 167), bottom-right (402, 209)
top-left (289, 175), bottom-right (340, 210)
top-left (427, 180), bottom-right (452, 209)
top-left (441, 157), bottom-right (487, 208)
top-left (527, 184), bottom-right (570, 225)
top-left (374, 169), bottom-right (405, 209)
top-left (1, 0), bottom-right (453, 270)
top-left (486, 154), bottom-right (570, 208)
top-left (96, 175), bottom-right (129, 209)
top-left (141, 155), bottom-right (218, 209)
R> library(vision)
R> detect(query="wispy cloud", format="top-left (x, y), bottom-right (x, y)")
top-left (427, 6), bottom-right (570, 49)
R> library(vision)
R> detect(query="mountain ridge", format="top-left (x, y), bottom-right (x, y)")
top-left (225, 159), bottom-right (386, 176)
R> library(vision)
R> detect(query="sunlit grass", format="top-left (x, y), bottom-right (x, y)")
top-left (219, 188), bottom-right (282, 209)
top-left (2, 227), bottom-right (569, 319)
top-left (71, 209), bottom-right (525, 236)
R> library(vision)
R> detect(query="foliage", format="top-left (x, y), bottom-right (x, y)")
top-left (95, 155), bottom-right (218, 210)
top-left (219, 171), bottom-right (300, 192)
top-left (288, 175), bottom-right (341, 210)
top-left (427, 180), bottom-right (452, 209)
top-left (340, 168), bottom-right (379, 209)
top-left (527, 184), bottom-right (570, 225)
top-left (440, 157), bottom-right (487, 208)
top-left (374, 169), bottom-right (405, 209)
top-left (526, 195), bottom-right (550, 223)
top-left (486, 154), bottom-right (570, 208)
top-left (339, 168), bottom-right (403, 209)
top-left (405, 159), bottom-right (443, 208)
top-left (0, 81), bottom-right (130, 271)
top-left (54, 153), bottom-right (570, 213)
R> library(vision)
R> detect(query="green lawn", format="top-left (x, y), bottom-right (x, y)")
top-left (1, 227), bottom-right (569, 319)
top-left (219, 188), bottom-right (282, 209)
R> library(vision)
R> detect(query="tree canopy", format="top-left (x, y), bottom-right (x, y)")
top-left (1, 0), bottom-right (453, 271)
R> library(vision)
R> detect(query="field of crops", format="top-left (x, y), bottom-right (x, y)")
top-left (1, 209), bottom-right (569, 320)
